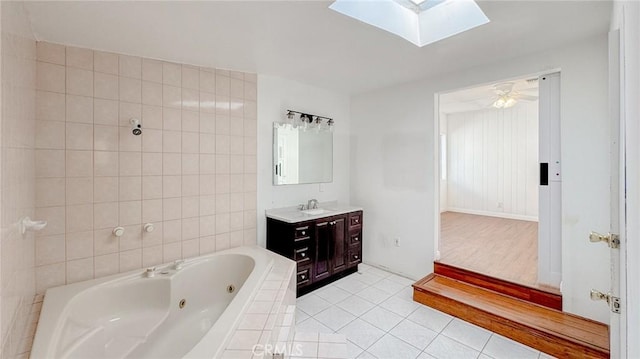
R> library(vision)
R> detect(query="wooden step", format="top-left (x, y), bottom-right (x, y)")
top-left (413, 274), bottom-right (609, 358)
top-left (434, 262), bottom-right (563, 310)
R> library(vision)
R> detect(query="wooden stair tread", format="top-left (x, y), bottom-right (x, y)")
top-left (414, 274), bottom-right (609, 353)
top-left (433, 262), bottom-right (562, 310)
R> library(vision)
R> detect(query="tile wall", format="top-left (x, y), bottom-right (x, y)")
top-left (1, 2), bottom-right (37, 358)
top-left (34, 42), bottom-right (258, 294)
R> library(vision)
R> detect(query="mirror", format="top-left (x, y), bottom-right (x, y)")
top-left (273, 123), bottom-right (333, 185)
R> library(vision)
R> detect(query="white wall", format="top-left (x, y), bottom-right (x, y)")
top-left (445, 102), bottom-right (539, 221)
top-left (257, 75), bottom-right (351, 247)
top-left (351, 34), bottom-right (611, 323)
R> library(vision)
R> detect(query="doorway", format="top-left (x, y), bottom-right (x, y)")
top-left (436, 74), bottom-right (560, 290)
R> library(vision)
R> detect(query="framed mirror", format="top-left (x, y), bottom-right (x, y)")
top-left (273, 123), bottom-right (333, 185)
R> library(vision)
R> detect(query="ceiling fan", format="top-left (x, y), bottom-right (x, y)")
top-left (490, 82), bottom-right (538, 109)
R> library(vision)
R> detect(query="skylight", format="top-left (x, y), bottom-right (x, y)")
top-left (329, 0), bottom-right (490, 47)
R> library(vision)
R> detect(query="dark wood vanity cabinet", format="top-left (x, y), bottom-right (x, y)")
top-left (267, 210), bottom-right (362, 296)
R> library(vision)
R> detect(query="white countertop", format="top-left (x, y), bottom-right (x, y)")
top-left (265, 201), bottom-right (363, 223)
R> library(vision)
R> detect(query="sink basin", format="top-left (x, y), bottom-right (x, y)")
top-left (301, 208), bottom-right (331, 215)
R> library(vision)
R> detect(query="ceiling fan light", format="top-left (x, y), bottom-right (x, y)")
top-left (504, 97), bottom-right (517, 108)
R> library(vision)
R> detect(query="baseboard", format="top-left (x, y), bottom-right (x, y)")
top-left (445, 208), bottom-right (538, 222)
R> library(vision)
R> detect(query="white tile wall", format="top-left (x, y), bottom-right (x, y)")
top-left (1, 2), bottom-right (37, 358)
top-left (34, 41), bottom-right (258, 294)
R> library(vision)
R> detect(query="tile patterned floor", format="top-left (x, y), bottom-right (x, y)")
top-left (295, 264), bottom-right (554, 359)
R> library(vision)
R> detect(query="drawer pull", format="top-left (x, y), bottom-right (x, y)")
top-left (301, 275), bottom-right (306, 280)
top-left (301, 231), bottom-right (306, 235)
top-left (354, 255), bottom-right (359, 259)
top-left (301, 253), bottom-right (306, 257)
top-left (354, 237), bottom-right (359, 241)
top-left (354, 219), bottom-right (359, 223)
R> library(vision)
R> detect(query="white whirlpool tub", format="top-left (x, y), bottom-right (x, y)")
top-left (31, 246), bottom-right (281, 359)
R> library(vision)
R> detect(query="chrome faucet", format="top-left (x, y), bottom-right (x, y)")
top-left (173, 260), bottom-right (184, 270)
top-left (307, 199), bottom-right (319, 210)
top-left (144, 267), bottom-right (157, 278)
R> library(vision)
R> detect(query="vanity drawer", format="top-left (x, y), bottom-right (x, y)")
top-left (296, 266), bottom-right (311, 286)
top-left (349, 232), bottom-right (362, 246)
top-left (348, 247), bottom-right (362, 267)
top-left (294, 247), bottom-right (311, 263)
top-left (349, 212), bottom-right (362, 228)
top-left (294, 226), bottom-right (310, 239)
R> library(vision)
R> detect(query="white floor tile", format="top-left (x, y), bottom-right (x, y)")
top-left (360, 306), bottom-right (404, 332)
top-left (337, 295), bottom-right (376, 317)
top-left (296, 309), bottom-right (310, 324)
top-left (346, 340), bottom-right (365, 358)
top-left (358, 263), bottom-right (375, 272)
top-left (538, 352), bottom-right (558, 359)
top-left (291, 341), bottom-right (319, 358)
top-left (294, 331), bottom-right (319, 342)
top-left (320, 333), bottom-right (347, 343)
top-left (417, 352), bottom-right (437, 359)
top-left (423, 335), bottom-right (479, 359)
top-left (389, 319), bottom-right (438, 350)
top-left (356, 351), bottom-right (378, 359)
top-left (393, 286), bottom-right (414, 303)
top-left (296, 317), bottom-right (334, 334)
top-left (365, 266), bottom-right (393, 278)
top-left (407, 306), bottom-right (453, 333)
top-left (386, 273), bottom-right (416, 286)
top-left (316, 285), bottom-right (353, 304)
top-left (482, 335), bottom-right (539, 359)
top-left (314, 306), bottom-right (357, 331)
top-left (338, 318), bottom-right (386, 350)
top-left (379, 295), bottom-right (420, 317)
top-left (356, 286), bottom-right (393, 304)
top-left (441, 318), bottom-right (492, 351)
top-left (297, 294), bottom-right (332, 316)
top-left (372, 278), bottom-right (407, 294)
top-left (318, 342), bottom-right (348, 358)
top-left (367, 334), bottom-right (422, 359)
top-left (334, 276), bottom-right (371, 294)
top-left (354, 271), bottom-right (385, 285)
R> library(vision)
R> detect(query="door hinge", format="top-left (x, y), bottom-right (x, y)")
top-left (589, 231), bottom-right (620, 249)
top-left (590, 289), bottom-right (621, 313)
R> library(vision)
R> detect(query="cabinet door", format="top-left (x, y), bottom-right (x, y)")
top-left (331, 217), bottom-right (347, 272)
top-left (314, 221), bottom-right (331, 281)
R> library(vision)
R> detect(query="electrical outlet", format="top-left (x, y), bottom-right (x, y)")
top-left (394, 238), bottom-right (400, 247)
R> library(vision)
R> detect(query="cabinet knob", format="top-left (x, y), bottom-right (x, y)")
top-left (301, 275), bottom-right (306, 280)
top-left (301, 253), bottom-right (306, 257)
top-left (354, 255), bottom-right (359, 259)
top-left (355, 219), bottom-right (359, 223)
top-left (354, 237), bottom-right (359, 241)
top-left (301, 231), bottom-right (306, 235)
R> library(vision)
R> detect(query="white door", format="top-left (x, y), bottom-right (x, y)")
top-left (537, 72), bottom-right (562, 287)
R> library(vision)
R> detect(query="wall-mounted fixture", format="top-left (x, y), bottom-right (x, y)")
top-left (19, 217), bottom-right (47, 235)
top-left (282, 110), bottom-right (334, 132)
top-left (130, 118), bottom-right (142, 136)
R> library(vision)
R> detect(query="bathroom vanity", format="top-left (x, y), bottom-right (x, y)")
top-left (266, 205), bottom-right (362, 296)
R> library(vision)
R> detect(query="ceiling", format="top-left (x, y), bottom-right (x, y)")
top-left (440, 77), bottom-right (538, 114)
top-left (23, 1), bottom-right (612, 95)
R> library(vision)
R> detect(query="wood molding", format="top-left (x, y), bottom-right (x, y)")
top-left (434, 262), bottom-right (562, 310)
top-left (413, 275), bottom-right (609, 358)
top-left (445, 208), bottom-right (539, 222)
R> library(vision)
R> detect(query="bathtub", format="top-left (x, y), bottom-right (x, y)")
top-left (31, 246), bottom-right (278, 359)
